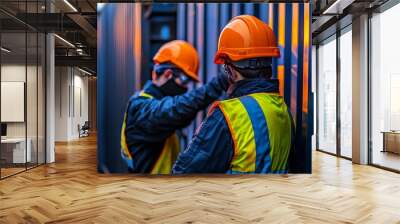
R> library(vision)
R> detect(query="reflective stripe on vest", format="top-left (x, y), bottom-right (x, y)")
top-left (217, 92), bottom-right (292, 173)
top-left (150, 133), bottom-right (180, 174)
top-left (138, 90), bottom-right (153, 99)
top-left (120, 90), bottom-right (180, 173)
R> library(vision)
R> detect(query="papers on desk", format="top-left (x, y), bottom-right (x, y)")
top-left (1, 138), bottom-right (26, 143)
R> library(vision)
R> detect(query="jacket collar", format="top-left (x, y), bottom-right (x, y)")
top-left (228, 78), bottom-right (280, 99)
top-left (142, 81), bottom-right (165, 99)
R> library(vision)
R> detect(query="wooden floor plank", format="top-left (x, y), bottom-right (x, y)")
top-left (0, 135), bottom-right (399, 223)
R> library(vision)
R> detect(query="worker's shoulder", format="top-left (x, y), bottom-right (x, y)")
top-left (206, 104), bottom-right (226, 123)
top-left (127, 94), bottom-right (156, 110)
top-left (194, 106), bottom-right (227, 138)
top-left (219, 97), bottom-right (241, 104)
top-left (207, 97), bottom-right (239, 111)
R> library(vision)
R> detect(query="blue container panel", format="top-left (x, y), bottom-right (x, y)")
top-left (97, 4), bottom-right (142, 173)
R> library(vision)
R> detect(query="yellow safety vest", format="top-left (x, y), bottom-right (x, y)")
top-left (214, 92), bottom-right (292, 174)
top-left (120, 90), bottom-right (181, 174)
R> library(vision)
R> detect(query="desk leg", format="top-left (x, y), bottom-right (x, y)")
top-left (382, 133), bottom-right (386, 153)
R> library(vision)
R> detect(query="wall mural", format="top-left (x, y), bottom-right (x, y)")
top-left (98, 3), bottom-right (312, 173)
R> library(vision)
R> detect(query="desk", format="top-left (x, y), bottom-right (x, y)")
top-left (382, 131), bottom-right (400, 154)
top-left (1, 138), bottom-right (31, 163)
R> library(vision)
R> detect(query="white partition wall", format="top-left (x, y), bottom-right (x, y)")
top-left (0, 1), bottom-right (48, 179)
top-left (1, 31), bottom-right (29, 177)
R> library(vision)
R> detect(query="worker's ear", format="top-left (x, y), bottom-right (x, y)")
top-left (162, 69), bottom-right (173, 80)
top-left (228, 65), bottom-right (241, 82)
top-left (153, 69), bottom-right (174, 87)
top-left (151, 70), bottom-right (158, 81)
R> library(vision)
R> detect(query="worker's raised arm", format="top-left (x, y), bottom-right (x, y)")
top-left (172, 108), bottom-right (234, 174)
top-left (130, 74), bottom-right (228, 136)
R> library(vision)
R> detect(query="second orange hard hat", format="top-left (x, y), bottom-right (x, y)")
top-left (214, 15), bottom-right (280, 64)
top-left (153, 40), bottom-right (200, 82)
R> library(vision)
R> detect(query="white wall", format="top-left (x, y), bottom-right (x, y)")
top-left (72, 72), bottom-right (89, 138)
top-left (55, 67), bottom-right (89, 141)
top-left (55, 67), bottom-right (69, 141)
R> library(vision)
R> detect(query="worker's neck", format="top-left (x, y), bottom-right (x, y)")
top-left (142, 80), bottom-right (165, 99)
top-left (227, 78), bottom-right (279, 98)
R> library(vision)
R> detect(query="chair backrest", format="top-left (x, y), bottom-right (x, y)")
top-left (82, 121), bottom-right (90, 129)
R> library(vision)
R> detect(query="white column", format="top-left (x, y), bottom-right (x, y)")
top-left (46, 32), bottom-right (55, 163)
top-left (45, 0), bottom-right (56, 163)
top-left (312, 45), bottom-right (317, 151)
top-left (352, 14), bottom-right (369, 164)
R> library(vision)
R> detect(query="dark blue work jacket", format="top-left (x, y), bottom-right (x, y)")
top-left (121, 76), bottom-right (227, 173)
top-left (172, 79), bottom-right (296, 174)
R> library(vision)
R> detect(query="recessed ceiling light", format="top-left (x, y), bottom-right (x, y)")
top-left (54, 34), bottom-right (75, 48)
top-left (78, 67), bottom-right (93, 76)
top-left (63, 0), bottom-right (78, 12)
top-left (1, 47), bottom-right (11, 53)
top-left (322, 0), bottom-right (355, 15)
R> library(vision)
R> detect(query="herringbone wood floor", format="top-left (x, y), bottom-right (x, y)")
top-left (1, 135), bottom-right (400, 224)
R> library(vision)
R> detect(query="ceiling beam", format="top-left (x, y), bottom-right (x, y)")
top-left (55, 55), bottom-right (96, 71)
top-left (322, 0), bottom-right (356, 15)
top-left (67, 13), bottom-right (97, 39)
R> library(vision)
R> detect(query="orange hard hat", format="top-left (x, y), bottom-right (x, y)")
top-left (214, 15), bottom-right (280, 64)
top-left (153, 40), bottom-right (199, 82)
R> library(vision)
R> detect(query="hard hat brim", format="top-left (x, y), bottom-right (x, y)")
top-left (214, 47), bottom-right (281, 64)
top-left (154, 57), bottom-right (200, 82)
top-left (182, 69), bottom-right (200, 82)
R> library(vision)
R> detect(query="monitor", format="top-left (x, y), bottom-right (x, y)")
top-left (1, 123), bottom-right (7, 137)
